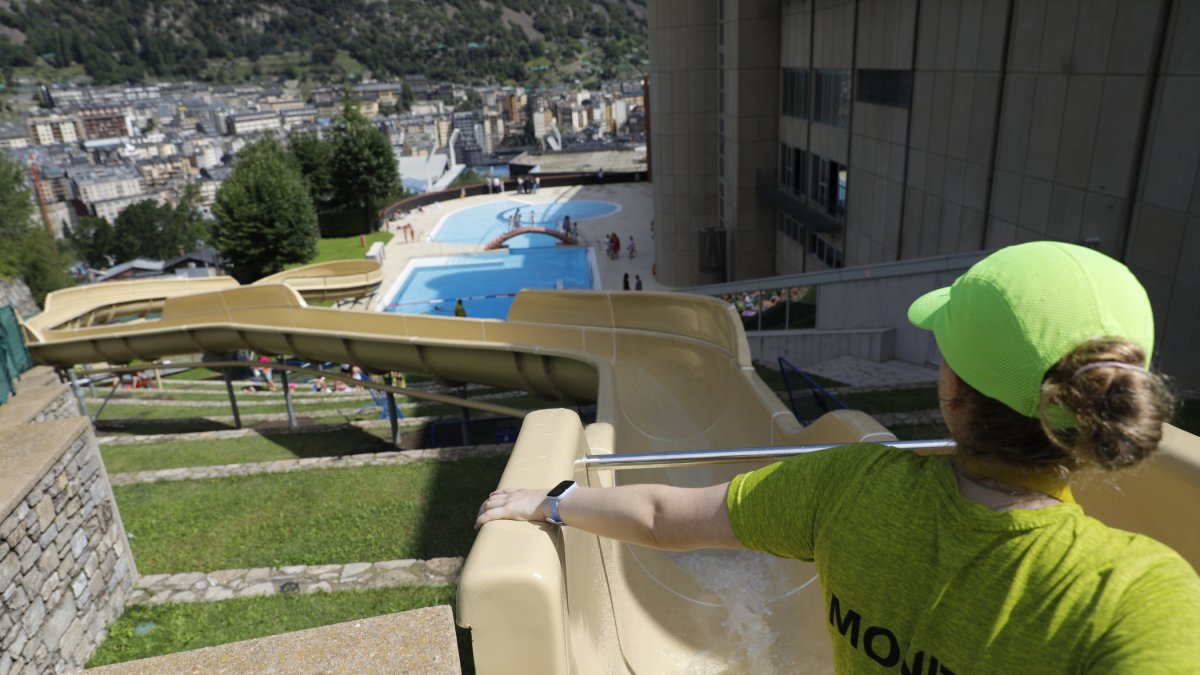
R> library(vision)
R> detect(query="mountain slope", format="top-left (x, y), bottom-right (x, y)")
top-left (0, 0), bottom-right (647, 85)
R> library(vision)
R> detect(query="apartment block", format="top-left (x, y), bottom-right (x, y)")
top-left (28, 114), bottom-right (80, 145)
top-left (71, 166), bottom-right (143, 207)
top-left (226, 111), bottom-right (282, 136)
top-left (648, 0), bottom-right (1200, 385)
top-left (77, 106), bottom-right (131, 140)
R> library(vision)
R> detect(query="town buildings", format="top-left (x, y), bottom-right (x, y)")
top-left (9, 76), bottom-right (646, 242)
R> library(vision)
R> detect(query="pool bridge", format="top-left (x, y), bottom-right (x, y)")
top-left (483, 226), bottom-right (579, 250)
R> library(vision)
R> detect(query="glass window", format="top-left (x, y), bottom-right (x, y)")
top-left (856, 69), bottom-right (912, 108)
top-left (781, 68), bottom-right (809, 119)
top-left (811, 153), bottom-right (822, 200)
top-left (814, 70), bottom-right (850, 128)
top-left (795, 148), bottom-right (807, 196)
top-left (836, 165), bottom-right (848, 217)
top-left (816, 158), bottom-right (829, 208)
top-left (787, 285), bottom-right (817, 329)
top-left (779, 143), bottom-right (790, 187)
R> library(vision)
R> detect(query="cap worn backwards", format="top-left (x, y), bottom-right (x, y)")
top-left (907, 241), bottom-right (1154, 418)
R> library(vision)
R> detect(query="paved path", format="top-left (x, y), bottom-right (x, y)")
top-left (129, 558), bottom-right (464, 606)
top-left (805, 356), bottom-right (939, 388)
top-left (109, 443), bottom-right (514, 485)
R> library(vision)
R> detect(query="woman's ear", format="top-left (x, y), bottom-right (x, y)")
top-left (938, 361), bottom-right (970, 411)
top-left (944, 367), bottom-right (969, 400)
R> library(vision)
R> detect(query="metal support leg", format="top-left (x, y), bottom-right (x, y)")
top-left (281, 368), bottom-right (297, 430)
top-left (459, 385), bottom-right (471, 445)
top-left (385, 373), bottom-right (399, 446)
top-left (223, 368), bottom-right (242, 429)
top-left (91, 380), bottom-right (121, 421)
top-left (66, 368), bottom-right (89, 418)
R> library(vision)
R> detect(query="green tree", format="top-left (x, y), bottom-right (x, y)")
top-left (329, 97), bottom-right (402, 233)
top-left (18, 229), bottom-right (74, 306)
top-left (0, 151), bottom-right (33, 253)
top-left (212, 136), bottom-right (318, 283)
top-left (400, 82), bottom-right (415, 112)
top-left (70, 216), bottom-right (117, 269)
top-left (288, 131), bottom-right (334, 207)
top-left (111, 199), bottom-right (209, 262)
top-left (0, 153), bottom-right (72, 305)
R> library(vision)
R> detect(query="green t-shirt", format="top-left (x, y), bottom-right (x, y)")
top-left (726, 444), bottom-right (1200, 673)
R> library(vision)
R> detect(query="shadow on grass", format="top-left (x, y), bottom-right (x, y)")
top-left (410, 447), bottom-right (518, 674)
top-left (95, 419), bottom-right (238, 435)
top-left (255, 426), bottom-right (402, 459)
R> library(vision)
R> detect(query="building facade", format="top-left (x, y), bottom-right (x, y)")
top-left (648, 0), bottom-right (1200, 385)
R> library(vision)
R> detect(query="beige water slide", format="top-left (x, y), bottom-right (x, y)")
top-left (20, 263), bottom-right (1200, 674)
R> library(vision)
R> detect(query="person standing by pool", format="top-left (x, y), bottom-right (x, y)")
top-left (635, 275), bottom-right (643, 291)
top-left (622, 273), bottom-right (630, 291)
top-left (627, 236), bottom-right (637, 259)
top-left (611, 233), bottom-right (620, 260)
top-left (454, 299), bottom-right (467, 317)
top-left (476, 241), bottom-right (1200, 671)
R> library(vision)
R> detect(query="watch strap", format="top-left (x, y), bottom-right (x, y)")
top-left (546, 482), bottom-right (578, 525)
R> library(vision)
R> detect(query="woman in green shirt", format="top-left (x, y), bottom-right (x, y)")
top-left (476, 241), bottom-right (1200, 671)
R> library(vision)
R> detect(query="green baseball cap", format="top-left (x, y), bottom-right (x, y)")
top-left (907, 241), bottom-right (1154, 418)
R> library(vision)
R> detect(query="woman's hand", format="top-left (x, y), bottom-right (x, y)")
top-left (475, 488), bottom-right (550, 530)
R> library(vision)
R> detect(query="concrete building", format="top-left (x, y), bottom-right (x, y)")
top-left (90, 194), bottom-right (154, 223)
top-left (281, 107), bottom-right (319, 131)
top-left (451, 112), bottom-right (486, 167)
top-left (226, 111), bottom-right (282, 136)
top-left (28, 114), bottom-right (80, 145)
top-left (77, 106), bottom-right (131, 140)
top-left (648, 0), bottom-right (1200, 385)
top-left (0, 123), bottom-right (29, 150)
top-left (71, 166), bottom-right (143, 210)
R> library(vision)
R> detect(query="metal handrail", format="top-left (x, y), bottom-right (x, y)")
top-left (576, 439), bottom-right (957, 472)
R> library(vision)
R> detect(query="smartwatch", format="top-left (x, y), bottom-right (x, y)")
top-left (545, 480), bottom-right (578, 525)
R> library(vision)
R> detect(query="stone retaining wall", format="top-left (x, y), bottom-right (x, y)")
top-left (0, 416), bottom-right (136, 673)
top-left (32, 387), bottom-right (79, 423)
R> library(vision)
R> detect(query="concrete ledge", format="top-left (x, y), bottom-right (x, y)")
top-left (745, 327), bottom-right (895, 366)
top-left (0, 417), bottom-right (90, 520)
top-left (88, 605), bottom-right (462, 674)
top-left (0, 382), bottom-right (73, 431)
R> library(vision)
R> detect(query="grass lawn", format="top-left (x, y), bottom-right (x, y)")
top-left (115, 455), bottom-right (507, 573)
top-left (299, 232), bottom-right (393, 266)
top-left (87, 586), bottom-right (458, 668)
top-left (96, 398), bottom-right (383, 420)
top-left (100, 429), bottom-right (399, 474)
top-left (163, 367), bottom-right (223, 381)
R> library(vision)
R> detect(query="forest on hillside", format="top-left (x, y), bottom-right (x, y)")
top-left (0, 0), bottom-right (647, 85)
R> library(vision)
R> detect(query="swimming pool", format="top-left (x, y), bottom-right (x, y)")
top-left (429, 199), bottom-right (620, 246)
top-left (382, 247), bottom-right (599, 319)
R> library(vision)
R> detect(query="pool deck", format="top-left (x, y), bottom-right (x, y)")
top-left (370, 182), bottom-right (663, 311)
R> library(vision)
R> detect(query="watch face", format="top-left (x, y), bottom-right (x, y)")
top-left (548, 480), bottom-right (576, 498)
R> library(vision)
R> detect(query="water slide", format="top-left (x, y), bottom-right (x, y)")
top-left (19, 265), bottom-right (1200, 674)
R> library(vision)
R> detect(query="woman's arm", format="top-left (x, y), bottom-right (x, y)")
top-left (475, 482), bottom-right (744, 552)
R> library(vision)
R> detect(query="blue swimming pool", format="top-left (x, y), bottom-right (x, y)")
top-left (430, 199), bottom-right (620, 246)
top-left (383, 247), bottom-right (597, 319)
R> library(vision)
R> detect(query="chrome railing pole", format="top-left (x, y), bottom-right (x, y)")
top-left (577, 439), bottom-right (957, 472)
